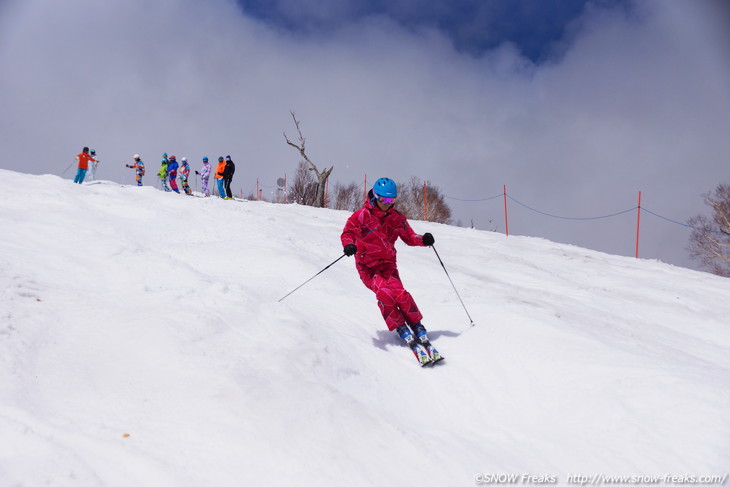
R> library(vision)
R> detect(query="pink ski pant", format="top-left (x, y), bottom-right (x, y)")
top-left (358, 262), bottom-right (423, 331)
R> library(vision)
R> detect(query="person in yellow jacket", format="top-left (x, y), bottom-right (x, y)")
top-left (214, 156), bottom-right (227, 199)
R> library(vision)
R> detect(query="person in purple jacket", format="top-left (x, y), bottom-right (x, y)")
top-left (195, 157), bottom-right (211, 197)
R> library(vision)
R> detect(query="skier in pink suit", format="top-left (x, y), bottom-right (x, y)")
top-left (340, 177), bottom-right (441, 365)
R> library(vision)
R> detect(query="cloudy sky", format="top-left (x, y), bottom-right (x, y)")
top-left (1, 0), bottom-right (729, 271)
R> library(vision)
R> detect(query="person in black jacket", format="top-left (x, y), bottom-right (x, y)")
top-left (223, 155), bottom-right (235, 199)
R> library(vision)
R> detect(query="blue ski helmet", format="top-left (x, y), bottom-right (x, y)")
top-left (203, 156), bottom-right (208, 162)
top-left (373, 177), bottom-right (397, 198)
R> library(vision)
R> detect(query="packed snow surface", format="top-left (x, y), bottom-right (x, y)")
top-left (1, 169), bottom-right (729, 486)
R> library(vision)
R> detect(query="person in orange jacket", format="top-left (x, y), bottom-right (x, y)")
top-left (73, 147), bottom-right (96, 184)
top-left (214, 156), bottom-right (227, 199)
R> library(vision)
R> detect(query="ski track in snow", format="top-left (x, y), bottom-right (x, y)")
top-left (1, 169), bottom-right (729, 486)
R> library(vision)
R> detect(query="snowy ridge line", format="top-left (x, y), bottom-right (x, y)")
top-left (227, 179), bottom-right (723, 236)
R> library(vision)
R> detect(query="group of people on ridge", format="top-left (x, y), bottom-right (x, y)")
top-left (154, 153), bottom-right (190, 195)
top-left (70, 147), bottom-right (236, 199)
top-left (153, 153), bottom-right (235, 199)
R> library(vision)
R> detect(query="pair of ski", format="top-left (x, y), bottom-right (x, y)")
top-left (408, 343), bottom-right (445, 367)
top-left (396, 324), bottom-right (445, 367)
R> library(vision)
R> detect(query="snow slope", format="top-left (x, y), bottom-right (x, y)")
top-left (1, 169), bottom-right (729, 486)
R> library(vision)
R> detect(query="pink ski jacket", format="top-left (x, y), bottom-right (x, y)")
top-left (341, 193), bottom-right (426, 270)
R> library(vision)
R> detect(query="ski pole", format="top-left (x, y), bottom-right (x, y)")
top-left (431, 245), bottom-right (475, 326)
top-left (61, 160), bottom-right (75, 176)
top-left (278, 254), bottom-right (346, 302)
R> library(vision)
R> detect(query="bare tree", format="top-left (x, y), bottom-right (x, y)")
top-left (332, 181), bottom-right (362, 212)
top-left (687, 183), bottom-right (730, 276)
top-left (283, 111), bottom-right (333, 208)
top-left (425, 188), bottom-right (452, 224)
top-left (289, 161), bottom-right (318, 206)
top-left (395, 177), bottom-right (423, 220)
top-left (395, 177), bottom-right (452, 224)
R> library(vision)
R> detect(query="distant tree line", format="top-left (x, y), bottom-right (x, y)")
top-left (288, 162), bottom-right (452, 224)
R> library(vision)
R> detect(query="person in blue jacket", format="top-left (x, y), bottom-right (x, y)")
top-left (167, 156), bottom-right (180, 193)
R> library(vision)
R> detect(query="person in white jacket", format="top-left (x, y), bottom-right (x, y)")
top-left (87, 149), bottom-right (100, 181)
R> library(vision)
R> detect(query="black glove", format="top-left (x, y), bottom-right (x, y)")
top-left (422, 233), bottom-right (434, 246)
top-left (195, 170), bottom-right (199, 175)
top-left (344, 244), bottom-right (357, 256)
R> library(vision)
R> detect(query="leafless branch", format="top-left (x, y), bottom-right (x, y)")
top-left (283, 111), bottom-right (333, 208)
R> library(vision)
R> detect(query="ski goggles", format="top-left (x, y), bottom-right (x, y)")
top-left (377, 195), bottom-right (397, 204)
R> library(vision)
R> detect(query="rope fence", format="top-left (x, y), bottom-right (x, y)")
top-left (504, 195), bottom-right (637, 221)
top-left (442, 185), bottom-right (726, 259)
top-left (205, 173), bottom-right (725, 260)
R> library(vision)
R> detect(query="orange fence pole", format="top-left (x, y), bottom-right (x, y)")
top-left (635, 191), bottom-right (642, 258)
